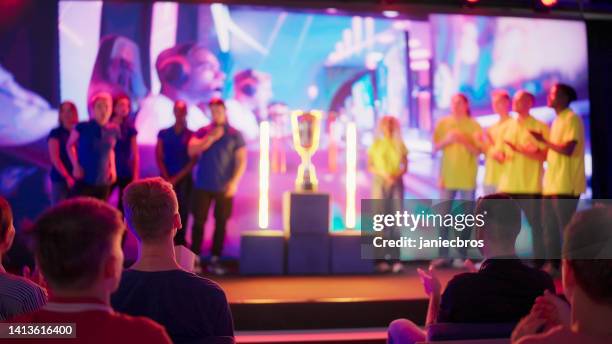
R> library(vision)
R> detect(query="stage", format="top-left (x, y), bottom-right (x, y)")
top-left (209, 263), bottom-right (460, 343)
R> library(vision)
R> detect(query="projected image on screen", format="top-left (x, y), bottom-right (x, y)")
top-left (52, 2), bottom-right (592, 255)
top-left (431, 14), bottom-right (588, 115)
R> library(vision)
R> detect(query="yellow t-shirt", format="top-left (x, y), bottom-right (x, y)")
top-left (367, 137), bottom-right (408, 176)
top-left (433, 116), bottom-right (482, 190)
top-left (543, 109), bottom-right (586, 196)
top-left (497, 115), bottom-right (549, 194)
top-left (484, 117), bottom-right (511, 187)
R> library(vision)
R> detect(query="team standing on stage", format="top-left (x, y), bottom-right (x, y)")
top-left (47, 82), bottom-right (584, 273)
top-left (369, 83), bottom-right (585, 271)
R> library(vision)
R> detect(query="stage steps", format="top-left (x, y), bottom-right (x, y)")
top-left (235, 328), bottom-right (387, 344)
top-left (231, 299), bottom-right (427, 331)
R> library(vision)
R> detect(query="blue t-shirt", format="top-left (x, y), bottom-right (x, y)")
top-left (111, 269), bottom-right (234, 344)
top-left (76, 120), bottom-right (120, 186)
top-left (47, 126), bottom-right (73, 183)
top-left (193, 124), bottom-right (245, 192)
top-left (157, 126), bottom-right (193, 176)
top-left (114, 123), bottom-right (138, 179)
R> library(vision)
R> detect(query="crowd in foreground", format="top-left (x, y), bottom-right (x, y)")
top-left (0, 178), bottom-right (610, 343)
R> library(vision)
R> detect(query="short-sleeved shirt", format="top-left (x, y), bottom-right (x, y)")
top-left (433, 116), bottom-right (483, 190)
top-left (75, 120), bottom-right (120, 186)
top-left (497, 116), bottom-right (549, 194)
top-left (438, 258), bottom-right (555, 323)
top-left (368, 137), bottom-right (408, 176)
top-left (7, 297), bottom-right (172, 344)
top-left (543, 109), bottom-right (586, 196)
top-left (114, 123), bottom-right (138, 179)
top-left (111, 269), bottom-right (234, 344)
top-left (193, 124), bottom-right (246, 192)
top-left (47, 126), bottom-right (73, 183)
top-left (157, 126), bottom-right (193, 176)
top-left (483, 117), bottom-right (511, 187)
top-left (0, 272), bottom-right (47, 321)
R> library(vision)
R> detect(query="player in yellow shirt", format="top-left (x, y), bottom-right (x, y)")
top-left (497, 90), bottom-right (549, 266)
top-left (531, 84), bottom-right (585, 272)
top-left (432, 94), bottom-right (482, 267)
top-left (368, 116), bottom-right (408, 199)
top-left (368, 115), bottom-right (408, 273)
top-left (479, 90), bottom-right (512, 195)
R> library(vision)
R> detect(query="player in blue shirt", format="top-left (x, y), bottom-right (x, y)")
top-left (66, 92), bottom-right (120, 200)
top-left (156, 100), bottom-right (196, 245)
top-left (187, 98), bottom-right (247, 274)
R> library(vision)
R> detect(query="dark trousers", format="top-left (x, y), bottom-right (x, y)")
top-left (173, 174), bottom-right (193, 246)
top-left (112, 177), bottom-right (133, 214)
top-left (508, 194), bottom-right (544, 264)
top-left (191, 188), bottom-right (233, 256)
top-left (70, 181), bottom-right (111, 201)
top-left (541, 195), bottom-right (580, 268)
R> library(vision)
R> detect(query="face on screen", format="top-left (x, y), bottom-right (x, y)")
top-left (106, 38), bottom-right (140, 93)
top-left (186, 47), bottom-right (224, 97)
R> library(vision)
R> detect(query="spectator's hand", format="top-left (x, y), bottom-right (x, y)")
top-left (417, 266), bottom-right (441, 298)
top-left (532, 290), bottom-right (571, 329)
top-left (22, 265), bottom-right (47, 290)
top-left (72, 164), bottom-right (84, 180)
top-left (511, 311), bottom-right (547, 344)
top-left (463, 259), bottom-right (478, 273)
top-left (225, 181), bottom-right (238, 197)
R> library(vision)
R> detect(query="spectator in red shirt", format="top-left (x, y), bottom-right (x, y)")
top-left (7, 197), bottom-right (171, 344)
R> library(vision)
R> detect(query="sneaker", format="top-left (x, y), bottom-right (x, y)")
top-left (207, 256), bottom-right (227, 276)
top-left (391, 262), bottom-right (404, 274)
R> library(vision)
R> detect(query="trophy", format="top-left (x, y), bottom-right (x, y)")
top-left (291, 110), bottom-right (322, 191)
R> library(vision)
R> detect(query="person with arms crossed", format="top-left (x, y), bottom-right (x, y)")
top-left (367, 115), bottom-right (408, 273)
top-left (188, 98), bottom-right (247, 275)
top-left (6, 197), bottom-right (171, 344)
top-left (156, 100), bottom-right (197, 246)
top-left (47, 101), bottom-right (79, 204)
top-left (66, 92), bottom-right (120, 201)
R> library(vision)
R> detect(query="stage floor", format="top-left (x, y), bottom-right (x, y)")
top-left (207, 264), bottom-right (463, 343)
top-left (210, 264), bottom-right (460, 304)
